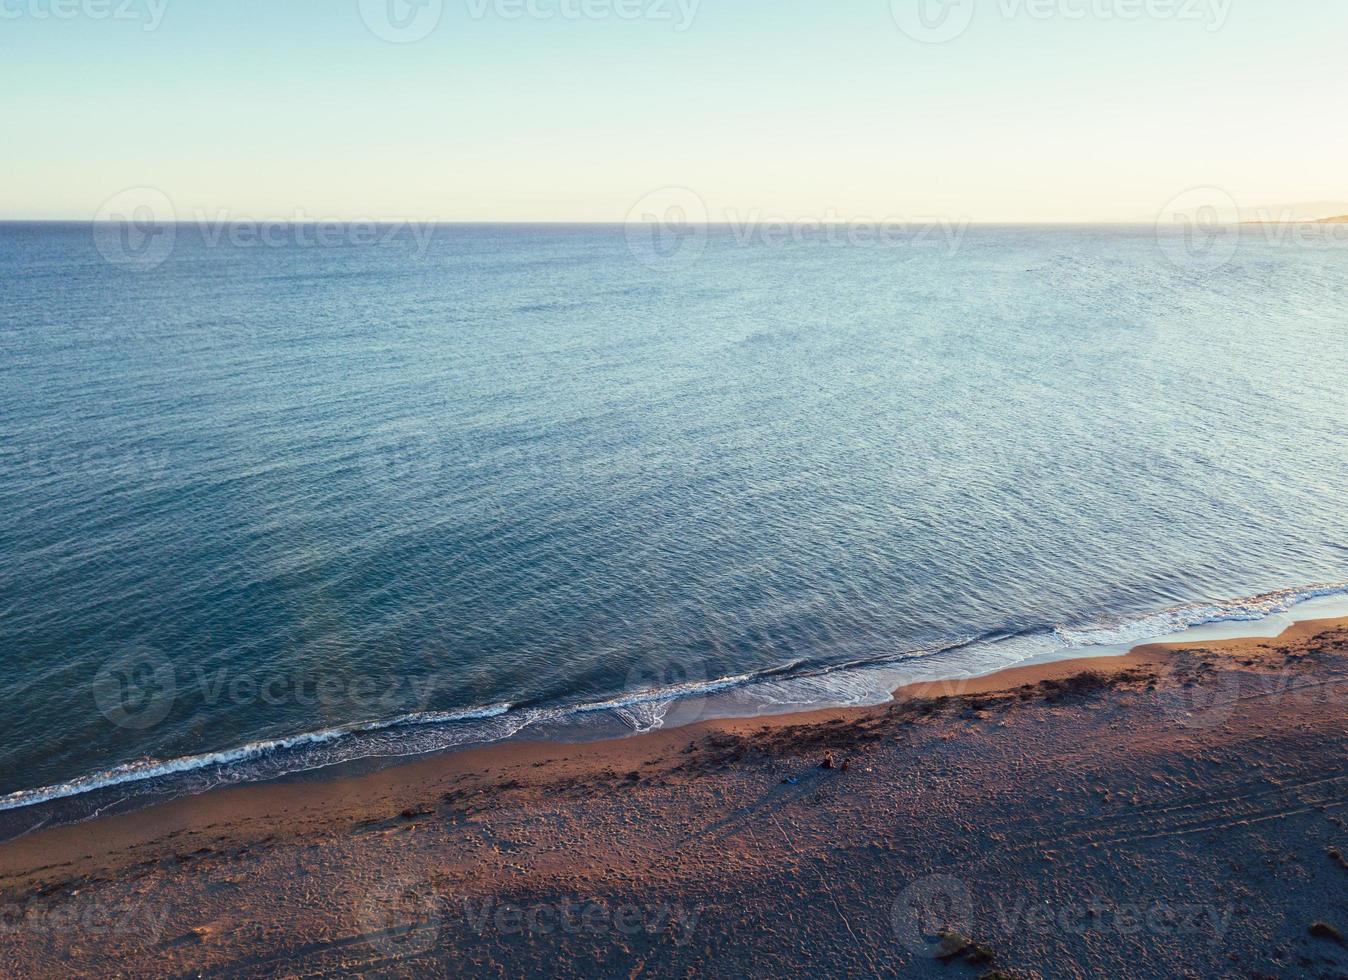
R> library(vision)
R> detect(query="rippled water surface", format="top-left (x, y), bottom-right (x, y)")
top-left (1, 222), bottom-right (1345, 817)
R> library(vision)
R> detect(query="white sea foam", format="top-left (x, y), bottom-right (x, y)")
top-left (4, 582), bottom-right (1346, 818)
top-left (0, 703), bottom-right (516, 813)
top-left (1052, 583), bottom-right (1348, 649)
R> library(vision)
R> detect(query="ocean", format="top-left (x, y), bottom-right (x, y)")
top-left (1, 220), bottom-right (1345, 830)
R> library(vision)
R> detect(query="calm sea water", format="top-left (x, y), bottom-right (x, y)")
top-left (1, 221), bottom-right (1345, 822)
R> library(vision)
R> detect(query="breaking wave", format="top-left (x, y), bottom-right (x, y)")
top-left (2, 581), bottom-right (1346, 826)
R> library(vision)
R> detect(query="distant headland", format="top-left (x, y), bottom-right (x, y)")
top-left (1242, 214), bottom-right (1348, 225)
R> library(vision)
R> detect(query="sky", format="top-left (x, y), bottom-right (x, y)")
top-left (2, 0), bottom-right (1346, 223)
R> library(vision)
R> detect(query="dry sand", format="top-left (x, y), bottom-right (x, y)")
top-left (2, 619), bottom-right (1346, 978)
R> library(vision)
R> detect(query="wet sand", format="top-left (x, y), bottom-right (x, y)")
top-left (2, 618), bottom-right (1346, 977)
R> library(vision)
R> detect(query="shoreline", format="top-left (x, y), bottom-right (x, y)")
top-left (5, 586), bottom-right (1348, 832)
top-left (2, 615), bottom-right (1343, 873)
top-left (2, 616), bottom-right (1346, 974)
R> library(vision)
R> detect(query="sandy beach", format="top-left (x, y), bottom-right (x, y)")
top-left (8, 0), bottom-right (1348, 976)
top-left (2, 618), bottom-right (1346, 978)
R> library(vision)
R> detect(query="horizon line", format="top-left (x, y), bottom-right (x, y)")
top-left (2, 218), bottom-right (1183, 227)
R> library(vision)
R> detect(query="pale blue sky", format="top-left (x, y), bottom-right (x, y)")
top-left (3, 0), bottom-right (1345, 221)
